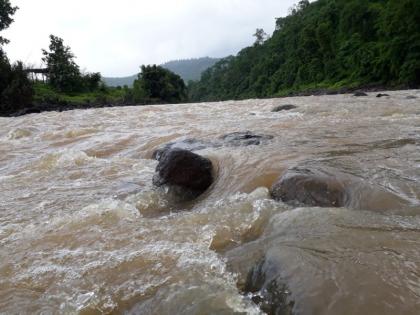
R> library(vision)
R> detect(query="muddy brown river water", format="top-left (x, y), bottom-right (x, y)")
top-left (0, 91), bottom-right (419, 314)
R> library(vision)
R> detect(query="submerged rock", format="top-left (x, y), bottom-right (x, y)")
top-left (153, 132), bottom-right (274, 159)
top-left (270, 168), bottom-right (346, 207)
top-left (353, 91), bottom-right (368, 97)
top-left (152, 138), bottom-right (215, 161)
top-left (244, 258), bottom-right (294, 315)
top-left (376, 93), bottom-right (390, 98)
top-left (406, 95), bottom-right (417, 99)
top-left (153, 149), bottom-right (214, 198)
top-left (220, 131), bottom-right (274, 146)
top-left (272, 104), bottom-right (297, 112)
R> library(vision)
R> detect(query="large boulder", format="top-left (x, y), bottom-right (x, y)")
top-left (153, 149), bottom-right (214, 198)
top-left (232, 207), bottom-right (420, 315)
top-left (270, 168), bottom-right (346, 207)
top-left (244, 258), bottom-right (294, 315)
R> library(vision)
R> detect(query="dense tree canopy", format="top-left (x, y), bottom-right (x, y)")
top-left (131, 65), bottom-right (187, 104)
top-left (0, 0), bottom-right (17, 45)
top-left (42, 35), bottom-right (101, 93)
top-left (189, 0), bottom-right (420, 101)
top-left (0, 1), bottom-right (33, 115)
top-left (0, 51), bottom-right (33, 114)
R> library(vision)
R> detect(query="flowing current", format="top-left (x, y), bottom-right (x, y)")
top-left (0, 91), bottom-right (419, 314)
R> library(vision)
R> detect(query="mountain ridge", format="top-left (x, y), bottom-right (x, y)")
top-left (103, 57), bottom-right (220, 87)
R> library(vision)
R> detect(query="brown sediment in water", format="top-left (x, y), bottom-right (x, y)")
top-left (0, 90), bottom-right (419, 314)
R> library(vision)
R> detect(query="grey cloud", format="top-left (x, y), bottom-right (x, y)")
top-left (4, 0), bottom-right (298, 76)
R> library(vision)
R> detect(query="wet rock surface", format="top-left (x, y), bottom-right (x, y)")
top-left (244, 258), bottom-right (294, 315)
top-left (270, 168), bottom-right (346, 207)
top-left (152, 138), bottom-right (216, 161)
top-left (272, 104), bottom-right (297, 112)
top-left (152, 131), bottom-right (274, 159)
top-left (353, 91), bottom-right (368, 96)
top-left (406, 95), bottom-right (417, 99)
top-left (376, 93), bottom-right (390, 97)
top-left (153, 149), bottom-right (214, 198)
top-left (219, 131), bottom-right (274, 147)
top-left (227, 207), bottom-right (420, 315)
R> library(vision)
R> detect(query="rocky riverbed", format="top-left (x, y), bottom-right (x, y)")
top-left (0, 90), bottom-right (419, 314)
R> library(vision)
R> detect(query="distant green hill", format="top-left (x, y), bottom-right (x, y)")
top-left (103, 57), bottom-right (220, 87)
top-left (161, 57), bottom-right (220, 82)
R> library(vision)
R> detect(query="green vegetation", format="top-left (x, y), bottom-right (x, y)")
top-left (0, 0), bottom-right (16, 45)
top-left (42, 35), bottom-right (101, 93)
top-left (128, 65), bottom-right (187, 104)
top-left (33, 82), bottom-right (126, 107)
top-left (2, 0), bottom-right (420, 115)
top-left (0, 0), bottom-right (33, 115)
top-left (189, 0), bottom-right (420, 101)
top-left (0, 51), bottom-right (33, 115)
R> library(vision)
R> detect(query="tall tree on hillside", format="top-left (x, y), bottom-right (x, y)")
top-left (42, 35), bottom-right (82, 92)
top-left (0, 0), bottom-right (17, 45)
top-left (253, 28), bottom-right (267, 45)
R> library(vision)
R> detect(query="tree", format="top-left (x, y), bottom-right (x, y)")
top-left (0, 1), bottom-right (33, 115)
top-left (42, 35), bottom-right (82, 92)
top-left (0, 0), bottom-right (17, 45)
top-left (253, 28), bottom-right (267, 45)
top-left (1, 44), bottom-right (34, 115)
top-left (42, 35), bottom-right (102, 93)
top-left (132, 65), bottom-right (187, 104)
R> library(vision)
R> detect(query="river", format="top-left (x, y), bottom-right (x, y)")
top-left (0, 90), bottom-right (419, 314)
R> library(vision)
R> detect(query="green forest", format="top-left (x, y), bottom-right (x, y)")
top-left (189, 0), bottom-right (420, 101)
top-left (1, 0), bottom-right (420, 116)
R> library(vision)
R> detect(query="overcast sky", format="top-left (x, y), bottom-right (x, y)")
top-left (3, 0), bottom-right (299, 77)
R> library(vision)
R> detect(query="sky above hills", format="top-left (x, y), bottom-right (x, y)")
top-left (3, 0), bottom-right (298, 77)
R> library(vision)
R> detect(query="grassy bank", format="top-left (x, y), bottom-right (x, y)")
top-left (33, 82), bottom-right (127, 107)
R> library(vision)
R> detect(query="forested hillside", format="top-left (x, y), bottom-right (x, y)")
top-left (189, 0), bottom-right (420, 101)
top-left (103, 57), bottom-right (219, 87)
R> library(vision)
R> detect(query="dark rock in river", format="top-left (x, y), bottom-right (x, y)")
top-left (153, 149), bottom-right (213, 198)
top-left (270, 168), bottom-right (346, 207)
top-left (376, 93), bottom-right (390, 98)
top-left (406, 95), bottom-right (417, 99)
top-left (152, 138), bottom-right (215, 161)
top-left (272, 104), bottom-right (297, 112)
top-left (244, 258), bottom-right (294, 315)
top-left (220, 131), bottom-right (274, 146)
top-left (353, 91), bottom-right (368, 97)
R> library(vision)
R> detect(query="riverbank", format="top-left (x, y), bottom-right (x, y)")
top-left (2, 82), bottom-right (416, 117)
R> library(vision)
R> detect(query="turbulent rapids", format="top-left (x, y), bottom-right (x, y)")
top-left (0, 91), bottom-right (419, 314)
